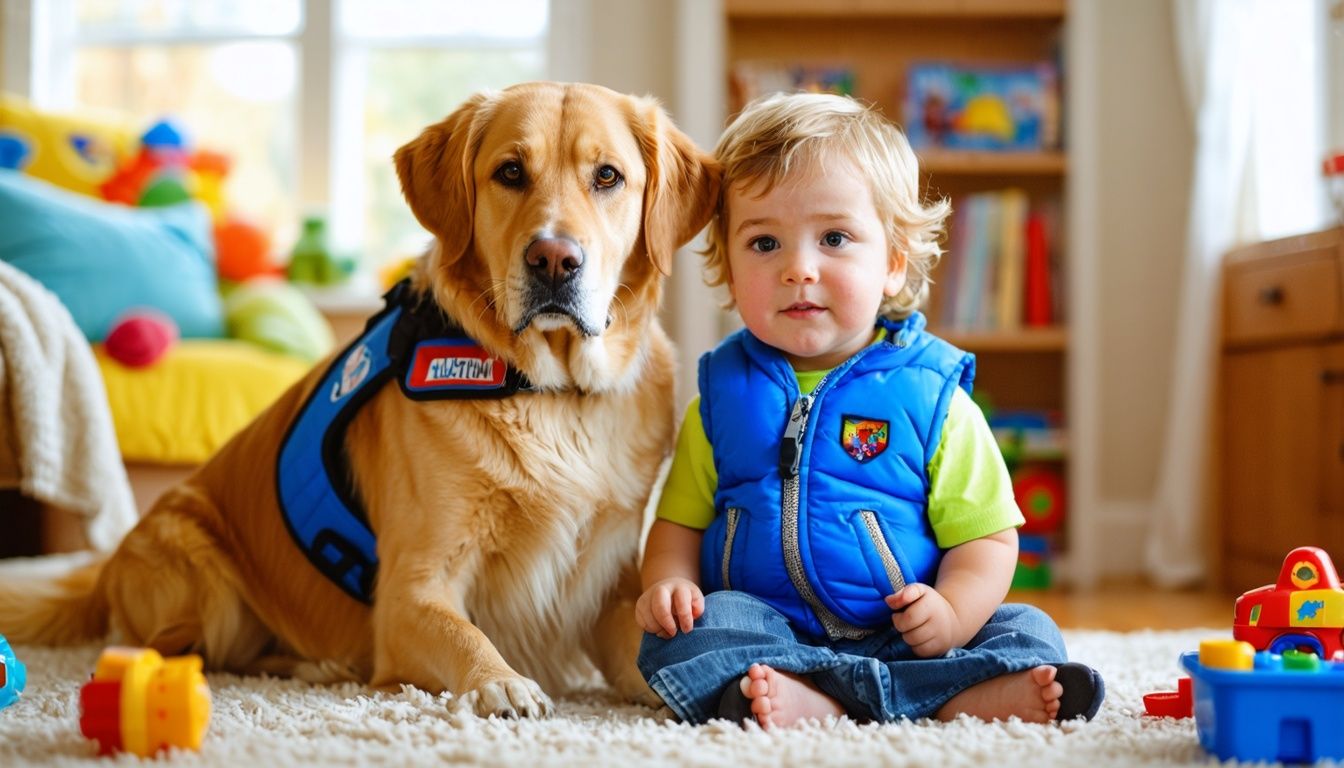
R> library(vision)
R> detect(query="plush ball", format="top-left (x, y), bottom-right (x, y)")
top-left (214, 216), bottom-right (275, 282)
top-left (105, 310), bottom-right (179, 368)
top-left (223, 277), bottom-right (334, 362)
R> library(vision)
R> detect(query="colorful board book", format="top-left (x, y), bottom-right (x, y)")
top-left (904, 63), bottom-right (1060, 151)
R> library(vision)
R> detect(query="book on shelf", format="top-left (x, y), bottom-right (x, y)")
top-left (936, 190), bottom-right (1062, 333)
top-left (995, 189), bottom-right (1028, 330)
top-left (903, 62), bottom-right (1061, 152)
top-left (730, 62), bottom-right (856, 108)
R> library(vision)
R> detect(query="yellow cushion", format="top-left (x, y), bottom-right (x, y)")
top-left (95, 339), bottom-right (311, 464)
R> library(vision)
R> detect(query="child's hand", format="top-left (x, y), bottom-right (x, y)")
top-left (636, 577), bottom-right (705, 639)
top-left (886, 584), bottom-right (958, 658)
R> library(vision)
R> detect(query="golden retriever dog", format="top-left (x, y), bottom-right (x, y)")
top-left (0, 81), bottom-right (719, 717)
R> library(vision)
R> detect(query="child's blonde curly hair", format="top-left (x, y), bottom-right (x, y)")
top-left (704, 92), bottom-right (950, 319)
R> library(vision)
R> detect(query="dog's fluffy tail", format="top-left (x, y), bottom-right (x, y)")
top-left (0, 555), bottom-right (110, 644)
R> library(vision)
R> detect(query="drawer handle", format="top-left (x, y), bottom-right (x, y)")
top-left (1323, 369), bottom-right (1344, 385)
top-left (1257, 285), bottom-right (1285, 305)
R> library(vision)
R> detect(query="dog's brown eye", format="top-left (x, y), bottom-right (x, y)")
top-left (594, 165), bottom-right (622, 189)
top-left (495, 161), bottom-right (524, 187)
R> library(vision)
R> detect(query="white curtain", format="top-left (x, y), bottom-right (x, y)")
top-left (1147, 0), bottom-right (1327, 586)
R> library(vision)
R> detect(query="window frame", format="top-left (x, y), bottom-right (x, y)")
top-left (1, 0), bottom-right (556, 259)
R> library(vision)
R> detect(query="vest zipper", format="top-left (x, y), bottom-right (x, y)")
top-left (777, 348), bottom-right (884, 640)
top-left (859, 510), bottom-right (907, 593)
top-left (722, 507), bottom-right (741, 590)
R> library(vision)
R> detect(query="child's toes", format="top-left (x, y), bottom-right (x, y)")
top-left (1029, 665), bottom-right (1058, 687)
top-left (751, 694), bottom-right (772, 716)
top-left (745, 676), bottom-right (768, 698)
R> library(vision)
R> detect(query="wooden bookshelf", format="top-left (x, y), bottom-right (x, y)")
top-left (940, 325), bottom-right (1068, 353)
top-left (921, 150), bottom-right (1067, 176)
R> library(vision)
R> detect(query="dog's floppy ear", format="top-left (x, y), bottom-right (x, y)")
top-left (394, 92), bottom-right (492, 265)
top-left (632, 99), bottom-right (722, 275)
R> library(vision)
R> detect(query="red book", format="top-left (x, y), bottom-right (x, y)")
top-left (1023, 211), bottom-right (1052, 326)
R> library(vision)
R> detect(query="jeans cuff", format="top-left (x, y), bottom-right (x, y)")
top-left (647, 670), bottom-right (709, 724)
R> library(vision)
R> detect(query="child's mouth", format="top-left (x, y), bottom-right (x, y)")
top-left (782, 302), bottom-right (823, 318)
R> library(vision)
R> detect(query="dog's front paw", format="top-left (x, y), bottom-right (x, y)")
top-left (628, 683), bottom-right (664, 709)
top-left (453, 676), bottom-right (553, 718)
top-left (612, 673), bottom-right (664, 709)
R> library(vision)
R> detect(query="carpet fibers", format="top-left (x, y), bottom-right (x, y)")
top-left (0, 628), bottom-right (1245, 766)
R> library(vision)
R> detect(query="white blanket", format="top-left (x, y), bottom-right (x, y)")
top-left (0, 260), bottom-right (136, 550)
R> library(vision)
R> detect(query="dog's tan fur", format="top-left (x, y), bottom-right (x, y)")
top-left (0, 82), bottom-right (719, 717)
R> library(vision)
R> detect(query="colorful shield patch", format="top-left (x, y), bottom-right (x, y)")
top-left (841, 416), bottom-right (889, 463)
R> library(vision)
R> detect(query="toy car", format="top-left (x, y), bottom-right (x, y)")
top-left (0, 634), bottom-right (27, 710)
top-left (1233, 546), bottom-right (1344, 660)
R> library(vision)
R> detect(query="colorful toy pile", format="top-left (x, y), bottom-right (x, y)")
top-left (1144, 546), bottom-right (1344, 763)
top-left (78, 647), bottom-right (211, 757)
top-left (986, 406), bottom-right (1066, 589)
top-left (0, 95), bottom-right (279, 285)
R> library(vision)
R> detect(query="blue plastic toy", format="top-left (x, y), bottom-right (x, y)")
top-left (1182, 645), bottom-right (1344, 762)
top-left (0, 634), bottom-right (27, 710)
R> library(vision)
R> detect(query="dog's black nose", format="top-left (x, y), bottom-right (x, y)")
top-left (525, 238), bottom-right (584, 285)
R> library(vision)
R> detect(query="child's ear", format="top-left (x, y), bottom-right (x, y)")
top-left (884, 250), bottom-right (908, 297)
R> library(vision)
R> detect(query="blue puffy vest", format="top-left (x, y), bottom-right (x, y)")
top-left (697, 312), bottom-right (974, 639)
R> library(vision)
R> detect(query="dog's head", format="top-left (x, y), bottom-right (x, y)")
top-left (395, 82), bottom-right (720, 393)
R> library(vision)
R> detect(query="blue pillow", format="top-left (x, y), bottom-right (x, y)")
top-left (0, 170), bottom-right (223, 341)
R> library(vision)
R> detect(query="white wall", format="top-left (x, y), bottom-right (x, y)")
top-left (1092, 0), bottom-right (1191, 539)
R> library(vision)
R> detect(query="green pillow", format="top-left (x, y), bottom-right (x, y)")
top-left (0, 170), bottom-right (222, 341)
top-left (223, 278), bottom-right (335, 363)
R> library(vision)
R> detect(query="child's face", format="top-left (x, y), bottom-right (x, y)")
top-left (725, 154), bottom-right (906, 371)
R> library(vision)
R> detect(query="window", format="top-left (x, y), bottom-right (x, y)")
top-left (1245, 0), bottom-right (1329, 240)
top-left (12, 0), bottom-right (548, 268)
top-left (335, 0), bottom-right (546, 267)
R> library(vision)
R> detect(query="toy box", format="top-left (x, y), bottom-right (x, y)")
top-left (1182, 648), bottom-right (1344, 763)
top-left (903, 63), bottom-right (1060, 151)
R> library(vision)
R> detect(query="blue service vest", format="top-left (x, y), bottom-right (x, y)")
top-left (276, 280), bottom-right (531, 604)
top-left (697, 312), bottom-right (974, 639)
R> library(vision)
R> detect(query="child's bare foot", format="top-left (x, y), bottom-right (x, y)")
top-left (935, 665), bottom-right (1062, 723)
top-left (737, 663), bottom-right (845, 729)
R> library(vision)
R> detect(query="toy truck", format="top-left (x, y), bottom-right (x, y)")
top-left (1233, 546), bottom-right (1344, 660)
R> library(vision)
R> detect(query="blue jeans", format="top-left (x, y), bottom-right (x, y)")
top-left (638, 591), bottom-right (1068, 724)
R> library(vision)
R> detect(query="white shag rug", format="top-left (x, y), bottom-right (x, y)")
top-left (0, 629), bottom-right (1248, 767)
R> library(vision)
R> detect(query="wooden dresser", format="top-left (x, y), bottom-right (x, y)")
top-left (1220, 227), bottom-right (1344, 591)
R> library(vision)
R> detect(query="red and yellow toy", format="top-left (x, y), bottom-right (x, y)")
top-left (1233, 546), bottom-right (1344, 661)
top-left (78, 647), bottom-right (210, 757)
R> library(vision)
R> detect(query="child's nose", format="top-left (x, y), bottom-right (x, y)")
top-left (781, 249), bottom-right (819, 284)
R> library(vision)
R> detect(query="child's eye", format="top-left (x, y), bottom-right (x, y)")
top-left (822, 231), bottom-right (849, 248)
top-left (749, 236), bottom-right (780, 253)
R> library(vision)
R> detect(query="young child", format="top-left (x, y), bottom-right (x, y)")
top-left (634, 92), bottom-right (1104, 729)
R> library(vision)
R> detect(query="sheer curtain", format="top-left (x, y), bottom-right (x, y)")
top-left (1147, 0), bottom-right (1328, 586)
